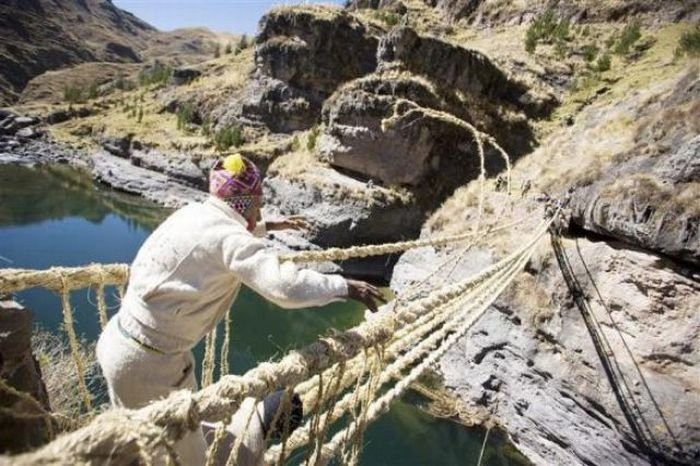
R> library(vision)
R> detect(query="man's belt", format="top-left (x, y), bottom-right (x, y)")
top-left (117, 316), bottom-right (166, 354)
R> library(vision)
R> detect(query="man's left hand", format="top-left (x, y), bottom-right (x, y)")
top-left (267, 215), bottom-right (314, 232)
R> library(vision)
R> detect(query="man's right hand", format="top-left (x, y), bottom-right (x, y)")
top-left (346, 279), bottom-right (387, 313)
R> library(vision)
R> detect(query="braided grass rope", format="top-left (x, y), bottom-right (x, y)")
top-left (315, 237), bottom-right (541, 465)
top-left (59, 281), bottom-right (92, 412)
top-left (279, 216), bottom-right (527, 264)
top-left (5, 219), bottom-right (551, 465)
top-left (266, 236), bottom-right (531, 463)
top-left (0, 264), bottom-right (129, 294)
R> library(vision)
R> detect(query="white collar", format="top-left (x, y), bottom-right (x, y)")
top-left (205, 195), bottom-right (249, 228)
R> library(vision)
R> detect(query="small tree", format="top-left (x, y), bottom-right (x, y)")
top-left (137, 107), bottom-right (144, 124)
top-left (176, 103), bottom-right (195, 130)
top-left (225, 42), bottom-right (233, 54)
top-left (214, 43), bottom-right (221, 58)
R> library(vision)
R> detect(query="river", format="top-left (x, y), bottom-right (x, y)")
top-left (0, 163), bottom-right (526, 465)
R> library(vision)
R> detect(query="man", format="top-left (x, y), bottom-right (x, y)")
top-left (96, 154), bottom-right (384, 465)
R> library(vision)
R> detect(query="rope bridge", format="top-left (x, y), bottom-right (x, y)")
top-left (0, 212), bottom-right (554, 465)
top-left (0, 114), bottom-right (554, 464)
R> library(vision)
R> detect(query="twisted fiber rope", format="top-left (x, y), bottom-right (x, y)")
top-left (267, 242), bottom-right (530, 463)
top-left (315, 234), bottom-right (544, 465)
top-left (294, 216), bottom-right (533, 407)
top-left (202, 326), bottom-right (218, 388)
top-left (294, 254), bottom-right (506, 415)
top-left (0, 263), bottom-right (129, 294)
top-left (5, 221), bottom-right (550, 464)
top-left (280, 216), bottom-right (527, 264)
top-left (59, 282), bottom-right (92, 412)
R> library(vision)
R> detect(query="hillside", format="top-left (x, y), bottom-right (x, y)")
top-left (0, 0), bottom-right (238, 106)
top-left (0, 0), bottom-right (699, 464)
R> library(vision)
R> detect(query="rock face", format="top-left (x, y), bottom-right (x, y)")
top-left (0, 300), bottom-right (53, 454)
top-left (318, 26), bottom-right (541, 210)
top-left (218, 6), bottom-right (380, 132)
top-left (570, 73), bottom-right (700, 266)
top-left (391, 237), bottom-right (700, 465)
top-left (92, 152), bottom-right (208, 208)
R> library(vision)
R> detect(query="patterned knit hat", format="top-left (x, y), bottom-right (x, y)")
top-left (210, 154), bottom-right (263, 218)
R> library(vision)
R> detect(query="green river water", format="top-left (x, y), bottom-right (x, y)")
top-left (0, 163), bottom-right (527, 465)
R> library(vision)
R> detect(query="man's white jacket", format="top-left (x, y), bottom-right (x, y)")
top-left (119, 196), bottom-right (348, 354)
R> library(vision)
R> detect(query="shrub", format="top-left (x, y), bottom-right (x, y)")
top-left (307, 126), bottom-right (320, 151)
top-left (137, 107), bottom-right (144, 123)
top-left (63, 85), bottom-right (83, 103)
top-left (675, 27), bottom-right (700, 58)
top-left (290, 134), bottom-right (300, 151)
top-left (214, 126), bottom-right (244, 151)
top-left (87, 82), bottom-right (99, 100)
top-left (582, 44), bottom-right (599, 62)
top-left (596, 53), bottom-right (612, 72)
top-left (214, 43), bottom-right (221, 58)
top-left (176, 103), bottom-right (195, 130)
top-left (372, 10), bottom-right (400, 27)
top-left (138, 63), bottom-right (171, 87)
top-left (225, 42), bottom-right (232, 54)
top-left (114, 76), bottom-right (136, 91)
top-left (613, 20), bottom-right (641, 55)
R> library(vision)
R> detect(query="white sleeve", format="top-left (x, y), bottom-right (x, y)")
top-left (251, 220), bottom-right (267, 238)
top-left (222, 234), bottom-right (348, 309)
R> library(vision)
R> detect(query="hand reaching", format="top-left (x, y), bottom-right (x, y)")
top-left (346, 279), bottom-right (387, 313)
top-left (267, 215), bottom-right (314, 232)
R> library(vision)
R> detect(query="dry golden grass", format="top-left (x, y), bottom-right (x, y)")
top-left (31, 329), bottom-right (104, 432)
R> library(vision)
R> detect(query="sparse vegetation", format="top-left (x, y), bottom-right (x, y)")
top-left (525, 9), bottom-right (570, 54)
top-left (138, 62), bottom-right (171, 87)
top-left (225, 42), bottom-right (233, 54)
top-left (596, 52), bottom-right (612, 72)
top-left (582, 44), bottom-right (599, 62)
top-left (214, 43), bottom-right (221, 58)
top-left (291, 134), bottom-right (301, 151)
top-left (63, 85), bottom-right (84, 104)
top-left (307, 126), bottom-right (320, 151)
top-left (114, 76), bottom-right (136, 91)
top-left (613, 20), bottom-right (642, 55)
top-left (214, 126), bottom-right (244, 151)
top-left (372, 10), bottom-right (400, 27)
top-left (675, 27), bottom-right (700, 58)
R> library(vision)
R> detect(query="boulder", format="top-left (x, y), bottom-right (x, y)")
top-left (170, 67), bottom-right (202, 86)
top-left (130, 150), bottom-right (208, 190)
top-left (15, 127), bottom-right (41, 139)
top-left (92, 151), bottom-right (208, 208)
top-left (101, 135), bottom-right (132, 158)
top-left (0, 300), bottom-right (53, 454)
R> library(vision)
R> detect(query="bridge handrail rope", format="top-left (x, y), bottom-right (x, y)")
top-left (3, 216), bottom-right (553, 465)
top-left (266, 237), bottom-right (535, 463)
